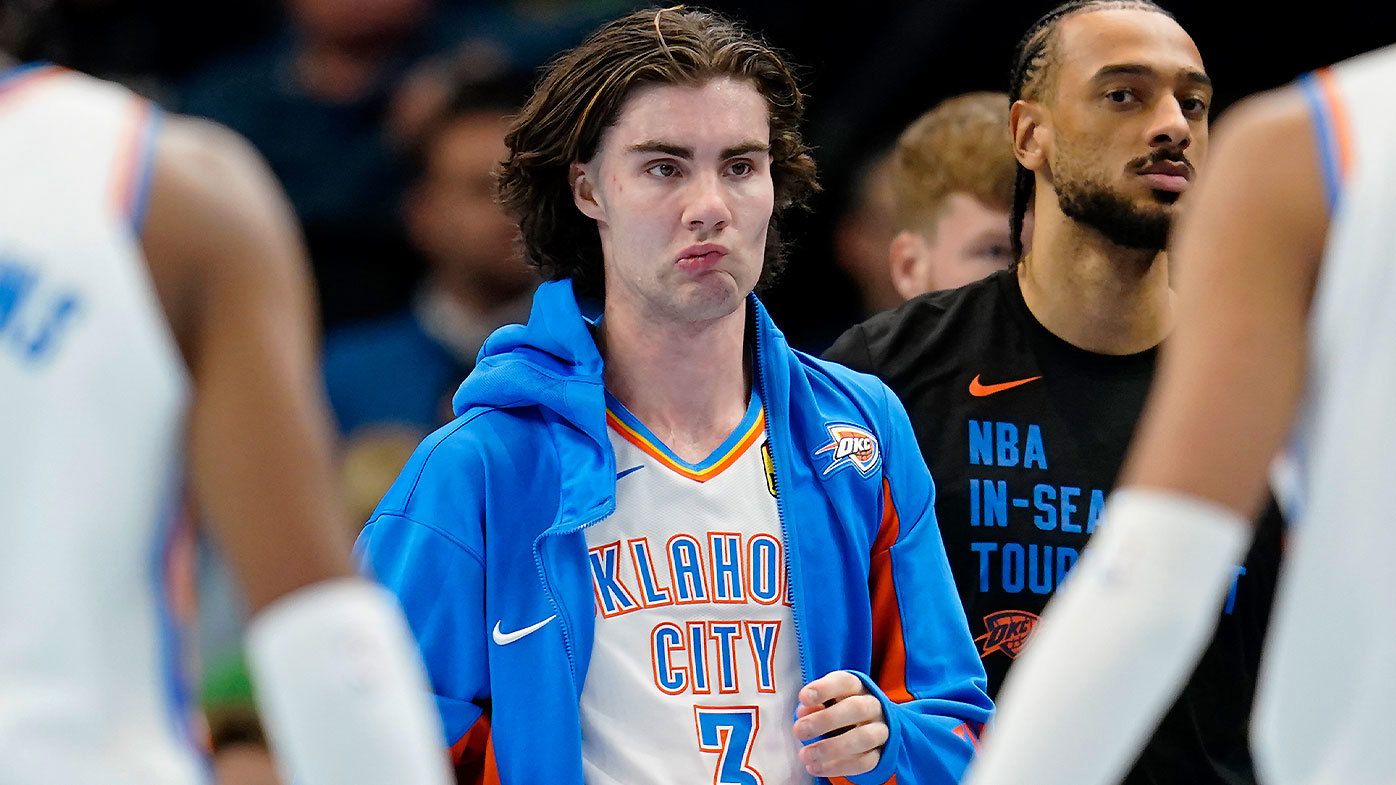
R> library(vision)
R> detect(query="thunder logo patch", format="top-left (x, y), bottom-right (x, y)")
top-left (974, 610), bottom-right (1039, 659)
top-left (813, 423), bottom-right (881, 477)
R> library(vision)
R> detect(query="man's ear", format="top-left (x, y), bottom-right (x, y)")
top-left (1011, 99), bottom-right (1050, 173)
top-left (889, 230), bottom-right (932, 301)
top-left (570, 162), bottom-right (605, 222)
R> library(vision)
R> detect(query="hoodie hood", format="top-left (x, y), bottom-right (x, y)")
top-left (452, 278), bottom-right (609, 444)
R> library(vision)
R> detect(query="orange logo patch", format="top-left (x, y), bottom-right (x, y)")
top-left (974, 610), bottom-right (1040, 659)
top-left (813, 423), bottom-right (881, 478)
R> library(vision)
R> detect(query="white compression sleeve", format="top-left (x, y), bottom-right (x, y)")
top-left (245, 578), bottom-right (451, 785)
top-left (963, 488), bottom-right (1254, 785)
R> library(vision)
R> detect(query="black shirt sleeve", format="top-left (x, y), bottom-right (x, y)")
top-left (823, 323), bottom-right (877, 374)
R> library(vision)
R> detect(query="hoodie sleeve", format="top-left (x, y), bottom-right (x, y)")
top-left (837, 386), bottom-right (994, 785)
top-left (354, 430), bottom-right (497, 780)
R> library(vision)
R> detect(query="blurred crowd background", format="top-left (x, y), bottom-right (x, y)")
top-left (13, 1), bottom-right (1393, 781)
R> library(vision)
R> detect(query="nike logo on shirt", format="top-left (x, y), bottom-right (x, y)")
top-left (968, 374), bottom-right (1042, 397)
top-left (492, 615), bottom-right (557, 646)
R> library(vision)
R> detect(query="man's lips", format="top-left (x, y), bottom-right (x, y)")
top-left (676, 244), bottom-right (728, 272)
top-left (1137, 160), bottom-right (1191, 193)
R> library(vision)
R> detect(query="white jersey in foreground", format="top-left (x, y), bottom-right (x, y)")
top-left (1258, 44), bottom-right (1396, 785)
top-left (580, 393), bottom-right (810, 785)
top-left (0, 64), bottom-right (203, 784)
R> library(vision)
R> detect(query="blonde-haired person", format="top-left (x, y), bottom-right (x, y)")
top-left (887, 92), bottom-right (1017, 300)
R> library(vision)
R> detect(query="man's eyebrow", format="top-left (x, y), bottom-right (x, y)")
top-left (720, 142), bottom-right (770, 159)
top-left (624, 141), bottom-right (771, 159)
top-left (626, 141), bottom-right (692, 158)
top-left (1091, 63), bottom-right (1213, 90)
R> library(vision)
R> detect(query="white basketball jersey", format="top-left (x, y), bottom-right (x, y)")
top-left (0, 65), bottom-right (203, 784)
top-left (580, 393), bottom-right (811, 785)
top-left (1254, 45), bottom-right (1396, 785)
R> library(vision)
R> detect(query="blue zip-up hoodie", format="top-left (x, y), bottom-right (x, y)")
top-left (357, 280), bottom-right (992, 785)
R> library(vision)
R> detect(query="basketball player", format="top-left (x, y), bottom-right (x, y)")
top-left (355, 7), bottom-right (992, 784)
top-left (963, 43), bottom-right (1396, 785)
top-left (0, 42), bottom-right (449, 785)
top-left (825, 3), bottom-right (1281, 783)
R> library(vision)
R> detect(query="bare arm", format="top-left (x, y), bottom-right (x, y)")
top-left (141, 117), bottom-right (451, 784)
top-left (141, 117), bottom-right (349, 613)
top-left (1123, 88), bottom-right (1328, 516)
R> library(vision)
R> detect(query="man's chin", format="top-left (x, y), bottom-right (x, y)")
top-left (1147, 189), bottom-right (1183, 206)
top-left (671, 276), bottom-right (747, 323)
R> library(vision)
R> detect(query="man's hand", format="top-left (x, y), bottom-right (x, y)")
top-left (792, 671), bottom-right (889, 778)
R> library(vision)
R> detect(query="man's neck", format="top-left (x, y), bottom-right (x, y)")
top-left (1018, 199), bottom-right (1173, 355)
top-left (599, 297), bottom-right (750, 464)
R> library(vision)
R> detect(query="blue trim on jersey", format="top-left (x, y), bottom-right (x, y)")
top-left (129, 107), bottom-right (163, 233)
top-left (0, 60), bottom-right (49, 88)
top-left (1298, 72), bottom-right (1342, 212)
top-left (357, 279), bottom-right (993, 785)
top-left (604, 388), bottom-right (762, 473)
top-left (148, 472), bottom-right (205, 775)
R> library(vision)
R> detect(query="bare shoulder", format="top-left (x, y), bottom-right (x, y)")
top-left (1201, 86), bottom-right (1326, 241)
top-left (141, 115), bottom-right (310, 359)
top-left (1173, 85), bottom-right (1328, 288)
top-left (145, 115), bottom-right (302, 265)
top-left (156, 115), bottom-right (268, 177)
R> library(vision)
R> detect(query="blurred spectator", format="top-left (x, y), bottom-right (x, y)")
top-left (832, 150), bottom-right (901, 316)
top-left (340, 425), bottom-right (422, 522)
top-left (179, 0), bottom-right (452, 325)
top-left (1, 0), bottom-right (280, 102)
top-left (323, 57), bottom-right (536, 436)
top-left (434, 0), bottom-right (639, 72)
top-left (886, 92), bottom-right (1018, 299)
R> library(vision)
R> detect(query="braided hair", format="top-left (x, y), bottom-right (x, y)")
top-left (1007, 0), bottom-right (1174, 262)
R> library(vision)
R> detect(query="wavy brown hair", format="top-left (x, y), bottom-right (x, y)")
top-left (496, 5), bottom-right (819, 297)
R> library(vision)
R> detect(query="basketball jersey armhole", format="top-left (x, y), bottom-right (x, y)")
top-left (112, 99), bottom-right (163, 234)
top-left (1297, 68), bottom-right (1354, 214)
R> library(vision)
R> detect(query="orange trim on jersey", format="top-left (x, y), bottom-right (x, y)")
top-left (607, 408), bottom-right (766, 483)
top-left (0, 64), bottom-right (62, 106)
top-left (869, 478), bottom-right (913, 704)
top-left (1314, 67), bottom-right (1354, 181)
top-left (110, 98), bottom-right (154, 219)
top-left (450, 714), bottom-right (501, 785)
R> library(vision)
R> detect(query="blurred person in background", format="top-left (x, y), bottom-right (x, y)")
top-left (826, 3), bottom-right (1282, 784)
top-left (831, 93), bottom-right (1017, 320)
top-left (886, 91), bottom-right (1016, 300)
top-left (179, 0), bottom-right (448, 325)
top-left (832, 149), bottom-right (901, 316)
top-left (339, 425), bottom-right (422, 524)
top-left (0, 4), bottom-right (449, 782)
top-left (323, 55), bottom-right (537, 437)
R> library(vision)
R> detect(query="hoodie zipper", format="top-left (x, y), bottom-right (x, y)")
top-left (532, 504), bottom-right (613, 692)
top-left (752, 306), bottom-right (813, 688)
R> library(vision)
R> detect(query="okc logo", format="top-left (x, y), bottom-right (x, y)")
top-left (974, 610), bottom-right (1039, 660)
top-left (813, 423), bottom-right (881, 477)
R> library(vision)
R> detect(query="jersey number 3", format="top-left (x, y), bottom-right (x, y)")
top-left (695, 706), bottom-right (764, 785)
